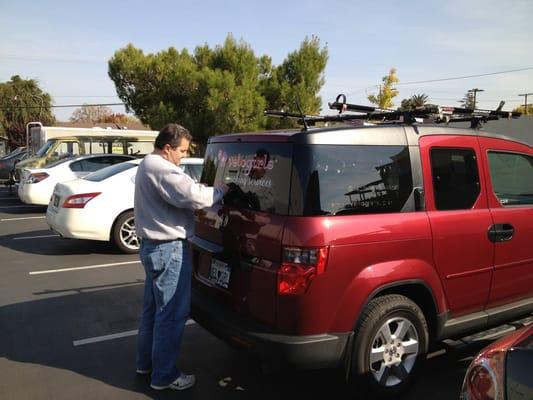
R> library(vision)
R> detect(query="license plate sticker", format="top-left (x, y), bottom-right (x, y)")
top-left (209, 259), bottom-right (230, 288)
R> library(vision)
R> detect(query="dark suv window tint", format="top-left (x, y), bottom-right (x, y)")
top-left (430, 148), bottom-right (480, 210)
top-left (291, 145), bottom-right (413, 216)
top-left (488, 151), bottom-right (533, 206)
top-left (202, 143), bottom-right (292, 214)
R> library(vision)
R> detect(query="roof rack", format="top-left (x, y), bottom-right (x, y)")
top-left (264, 94), bottom-right (521, 130)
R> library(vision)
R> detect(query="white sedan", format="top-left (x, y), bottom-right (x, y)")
top-left (18, 154), bottom-right (135, 205)
top-left (46, 157), bottom-right (204, 253)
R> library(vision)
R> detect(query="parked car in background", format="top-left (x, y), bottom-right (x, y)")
top-left (18, 154), bottom-right (135, 205)
top-left (0, 147), bottom-right (27, 182)
top-left (14, 125), bottom-right (158, 182)
top-left (46, 157), bottom-right (204, 253)
top-left (460, 323), bottom-right (533, 400)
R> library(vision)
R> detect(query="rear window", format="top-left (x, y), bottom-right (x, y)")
top-left (202, 143), bottom-right (292, 214)
top-left (83, 162), bottom-right (137, 182)
top-left (202, 142), bottom-right (413, 216)
top-left (291, 145), bottom-right (413, 215)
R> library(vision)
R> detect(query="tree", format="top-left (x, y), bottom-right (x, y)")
top-left (0, 75), bottom-right (55, 148)
top-left (70, 104), bottom-right (113, 123)
top-left (367, 68), bottom-right (399, 109)
top-left (100, 113), bottom-right (142, 126)
top-left (108, 35), bottom-right (328, 148)
top-left (399, 93), bottom-right (429, 111)
top-left (513, 104), bottom-right (533, 115)
top-left (460, 91), bottom-right (476, 109)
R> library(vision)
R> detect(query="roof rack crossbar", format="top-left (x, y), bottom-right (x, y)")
top-left (264, 94), bottom-right (521, 129)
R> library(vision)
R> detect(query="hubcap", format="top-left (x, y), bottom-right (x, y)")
top-left (119, 217), bottom-right (139, 250)
top-left (369, 317), bottom-right (419, 387)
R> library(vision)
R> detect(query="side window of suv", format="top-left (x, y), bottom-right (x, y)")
top-left (293, 145), bottom-right (413, 215)
top-left (488, 151), bottom-right (533, 206)
top-left (430, 148), bottom-right (480, 210)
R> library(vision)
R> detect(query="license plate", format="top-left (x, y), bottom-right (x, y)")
top-left (52, 194), bottom-right (60, 208)
top-left (209, 259), bottom-right (230, 288)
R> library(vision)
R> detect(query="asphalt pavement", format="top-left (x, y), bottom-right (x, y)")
top-left (0, 185), bottom-right (529, 400)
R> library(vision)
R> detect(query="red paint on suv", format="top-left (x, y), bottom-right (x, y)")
top-left (190, 124), bottom-right (533, 398)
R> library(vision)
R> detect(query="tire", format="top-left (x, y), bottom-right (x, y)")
top-left (112, 211), bottom-right (139, 254)
top-left (350, 294), bottom-right (428, 399)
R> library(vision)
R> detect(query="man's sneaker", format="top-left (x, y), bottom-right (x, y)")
top-left (136, 369), bottom-right (151, 376)
top-left (150, 373), bottom-right (196, 391)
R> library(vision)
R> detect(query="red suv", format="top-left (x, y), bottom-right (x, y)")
top-left (190, 105), bottom-right (533, 398)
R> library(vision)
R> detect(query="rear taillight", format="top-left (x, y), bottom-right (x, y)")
top-left (277, 246), bottom-right (328, 295)
top-left (27, 172), bottom-right (49, 183)
top-left (460, 349), bottom-right (505, 400)
top-left (62, 192), bottom-right (101, 208)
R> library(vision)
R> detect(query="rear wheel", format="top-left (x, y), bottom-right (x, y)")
top-left (350, 294), bottom-right (428, 399)
top-left (112, 211), bottom-right (139, 254)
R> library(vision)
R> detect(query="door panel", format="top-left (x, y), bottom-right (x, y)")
top-left (479, 138), bottom-right (533, 307)
top-left (420, 135), bottom-right (493, 316)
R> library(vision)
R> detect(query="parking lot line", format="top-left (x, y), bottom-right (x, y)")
top-left (14, 234), bottom-right (60, 240)
top-left (29, 260), bottom-right (141, 275)
top-left (73, 320), bottom-right (196, 346)
top-left (0, 216), bottom-right (46, 222)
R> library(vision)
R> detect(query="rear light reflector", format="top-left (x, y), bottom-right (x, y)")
top-left (62, 192), bottom-right (101, 208)
top-left (27, 172), bottom-right (49, 183)
top-left (277, 246), bottom-right (328, 295)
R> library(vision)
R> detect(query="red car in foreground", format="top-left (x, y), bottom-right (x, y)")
top-left (461, 323), bottom-right (533, 400)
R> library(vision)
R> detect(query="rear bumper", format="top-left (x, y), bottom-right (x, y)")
top-left (191, 287), bottom-right (352, 369)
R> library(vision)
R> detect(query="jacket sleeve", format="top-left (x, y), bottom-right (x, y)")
top-left (158, 168), bottom-right (223, 209)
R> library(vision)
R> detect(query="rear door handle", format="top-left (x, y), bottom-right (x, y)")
top-left (488, 223), bottom-right (515, 243)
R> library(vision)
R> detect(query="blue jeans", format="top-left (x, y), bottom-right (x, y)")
top-left (136, 239), bottom-right (191, 386)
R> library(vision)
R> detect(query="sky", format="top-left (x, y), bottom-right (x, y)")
top-left (1, 0), bottom-right (532, 122)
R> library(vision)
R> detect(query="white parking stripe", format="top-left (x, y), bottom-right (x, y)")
top-left (73, 320), bottom-right (196, 346)
top-left (29, 260), bottom-right (141, 275)
top-left (0, 216), bottom-right (46, 222)
top-left (14, 234), bottom-right (60, 240)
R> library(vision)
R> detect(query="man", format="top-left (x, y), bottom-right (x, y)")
top-left (134, 123), bottom-right (228, 391)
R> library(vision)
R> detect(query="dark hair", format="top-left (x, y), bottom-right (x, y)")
top-left (154, 123), bottom-right (193, 150)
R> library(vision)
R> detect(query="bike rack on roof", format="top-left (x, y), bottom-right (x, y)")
top-left (264, 94), bottom-right (522, 131)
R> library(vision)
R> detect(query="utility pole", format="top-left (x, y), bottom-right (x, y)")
top-left (518, 92), bottom-right (533, 115)
top-left (468, 88), bottom-right (484, 109)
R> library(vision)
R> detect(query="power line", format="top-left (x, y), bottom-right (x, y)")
top-left (396, 67), bottom-right (533, 86)
top-left (345, 66), bottom-right (533, 96)
top-left (0, 102), bottom-right (124, 110)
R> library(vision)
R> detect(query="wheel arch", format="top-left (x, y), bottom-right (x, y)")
top-left (360, 280), bottom-right (439, 342)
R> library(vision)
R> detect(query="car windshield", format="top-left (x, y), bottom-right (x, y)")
top-left (43, 158), bottom-right (73, 168)
top-left (181, 163), bottom-right (203, 183)
top-left (35, 140), bottom-right (56, 157)
top-left (83, 161), bottom-right (137, 182)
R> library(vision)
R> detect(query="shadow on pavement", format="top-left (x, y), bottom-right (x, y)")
top-left (0, 229), bottom-right (127, 256)
top-left (0, 283), bottom-right (485, 400)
